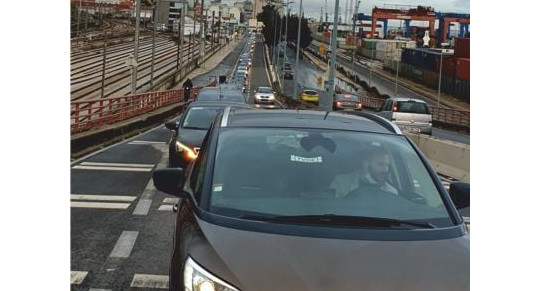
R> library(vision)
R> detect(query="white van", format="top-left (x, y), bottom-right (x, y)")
top-left (377, 98), bottom-right (432, 135)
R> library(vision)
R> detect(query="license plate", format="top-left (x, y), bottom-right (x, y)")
top-left (404, 127), bottom-right (420, 133)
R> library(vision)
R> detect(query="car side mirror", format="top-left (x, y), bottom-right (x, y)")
top-left (153, 168), bottom-right (189, 198)
top-left (165, 121), bottom-right (179, 130)
top-left (449, 182), bottom-right (470, 209)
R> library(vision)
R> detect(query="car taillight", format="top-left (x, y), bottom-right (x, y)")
top-left (356, 103), bottom-right (362, 108)
top-left (337, 101), bottom-right (343, 107)
top-left (393, 106), bottom-right (398, 112)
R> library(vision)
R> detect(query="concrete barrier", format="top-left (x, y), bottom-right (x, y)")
top-left (406, 133), bottom-right (470, 182)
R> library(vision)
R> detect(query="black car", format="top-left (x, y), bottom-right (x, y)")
top-left (165, 101), bottom-right (252, 168)
top-left (333, 93), bottom-right (363, 111)
top-left (283, 69), bottom-right (294, 80)
top-left (153, 109), bottom-right (470, 290)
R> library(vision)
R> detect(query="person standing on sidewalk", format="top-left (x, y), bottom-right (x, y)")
top-left (183, 78), bottom-right (193, 102)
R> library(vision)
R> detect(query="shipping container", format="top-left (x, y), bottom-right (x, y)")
top-left (362, 39), bottom-right (377, 49)
top-left (454, 78), bottom-right (470, 102)
top-left (454, 38), bottom-right (470, 58)
top-left (422, 69), bottom-right (438, 89)
top-left (442, 57), bottom-right (457, 77)
top-left (455, 58), bottom-right (470, 81)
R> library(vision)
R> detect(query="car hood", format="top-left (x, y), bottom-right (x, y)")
top-left (191, 219), bottom-right (470, 291)
top-left (177, 128), bottom-right (207, 147)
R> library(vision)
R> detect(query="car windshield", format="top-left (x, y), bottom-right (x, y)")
top-left (181, 107), bottom-right (222, 129)
top-left (257, 87), bottom-right (273, 93)
top-left (396, 101), bottom-right (430, 114)
top-left (209, 128), bottom-right (453, 227)
top-left (336, 94), bottom-right (360, 101)
top-left (304, 90), bottom-right (317, 95)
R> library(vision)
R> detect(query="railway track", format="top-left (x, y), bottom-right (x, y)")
top-left (71, 32), bottom-right (210, 101)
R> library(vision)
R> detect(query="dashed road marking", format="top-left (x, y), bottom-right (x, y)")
top-left (133, 199), bottom-right (152, 215)
top-left (89, 289), bottom-right (112, 291)
top-left (72, 162), bottom-right (154, 172)
top-left (128, 141), bottom-right (167, 145)
top-left (71, 194), bottom-right (136, 210)
top-left (158, 204), bottom-right (175, 211)
top-left (110, 231), bottom-right (139, 258)
top-left (71, 194), bottom-right (137, 202)
top-left (71, 202), bottom-right (131, 209)
top-left (71, 271), bottom-right (88, 285)
top-left (159, 198), bottom-right (179, 211)
top-left (130, 274), bottom-right (169, 289)
top-left (163, 198), bottom-right (179, 204)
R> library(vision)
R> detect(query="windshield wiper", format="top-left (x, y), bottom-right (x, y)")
top-left (240, 214), bottom-right (436, 229)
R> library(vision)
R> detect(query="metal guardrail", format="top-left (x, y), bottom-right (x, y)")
top-left (71, 82), bottom-right (215, 134)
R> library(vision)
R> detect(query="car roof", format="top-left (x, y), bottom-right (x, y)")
top-left (187, 100), bottom-right (252, 108)
top-left (221, 109), bottom-right (401, 134)
top-left (389, 97), bottom-right (427, 103)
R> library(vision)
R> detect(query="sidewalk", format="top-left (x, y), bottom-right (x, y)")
top-left (172, 38), bottom-right (241, 90)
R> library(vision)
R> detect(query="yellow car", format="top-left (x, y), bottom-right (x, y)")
top-left (300, 89), bottom-right (319, 105)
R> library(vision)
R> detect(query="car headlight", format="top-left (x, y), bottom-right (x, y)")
top-left (184, 257), bottom-right (240, 291)
top-left (175, 141), bottom-right (198, 160)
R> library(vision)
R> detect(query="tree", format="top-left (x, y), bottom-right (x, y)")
top-left (256, 4), bottom-right (312, 50)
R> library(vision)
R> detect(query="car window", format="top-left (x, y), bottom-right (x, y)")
top-left (304, 90), bottom-right (318, 95)
top-left (383, 100), bottom-right (393, 111)
top-left (182, 107), bottom-right (222, 129)
top-left (396, 101), bottom-right (430, 114)
top-left (336, 94), bottom-right (360, 101)
top-left (209, 128), bottom-right (453, 227)
top-left (190, 131), bottom-right (211, 203)
top-left (258, 87), bottom-right (273, 93)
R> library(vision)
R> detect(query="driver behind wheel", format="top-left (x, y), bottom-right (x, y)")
top-left (330, 146), bottom-right (398, 197)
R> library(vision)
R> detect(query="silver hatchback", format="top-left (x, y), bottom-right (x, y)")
top-left (377, 98), bottom-right (432, 135)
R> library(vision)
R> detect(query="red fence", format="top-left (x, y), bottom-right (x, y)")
top-left (71, 83), bottom-right (214, 134)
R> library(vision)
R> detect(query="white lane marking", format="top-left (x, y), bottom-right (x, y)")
top-left (163, 198), bottom-right (179, 204)
top-left (72, 166), bottom-right (152, 172)
top-left (89, 289), bottom-right (111, 291)
top-left (158, 205), bottom-right (174, 211)
top-left (71, 194), bottom-right (137, 202)
top-left (128, 140), bottom-right (167, 145)
top-left (71, 202), bottom-right (131, 209)
top-left (110, 231), bottom-right (139, 258)
top-left (71, 271), bottom-right (88, 285)
top-left (78, 162), bottom-right (154, 168)
top-left (132, 199), bottom-right (152, 215)
top-left (130, 274), bottom-right (169, 289)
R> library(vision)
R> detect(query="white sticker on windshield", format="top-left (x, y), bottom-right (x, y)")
top-left (290, 155), bottom-right (323, 163)
top-left (213, 184), bottom-right (223, 192)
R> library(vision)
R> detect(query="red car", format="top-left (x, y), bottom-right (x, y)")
top-left (333, 93), bottom-right (363, 111)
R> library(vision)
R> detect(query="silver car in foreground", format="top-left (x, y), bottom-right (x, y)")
top-left (377, 98), bottom-right (432, 135)
top-left (253, 86), bottom-right (276, 104)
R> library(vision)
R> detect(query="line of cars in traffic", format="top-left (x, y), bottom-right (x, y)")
top-left (232, 34), bottom-right (256, 94)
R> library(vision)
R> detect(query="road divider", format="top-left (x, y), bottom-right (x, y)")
top-left (406, 132), bottom-right (470, 182)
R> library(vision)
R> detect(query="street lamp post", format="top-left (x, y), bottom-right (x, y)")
top-left (394, 51), bottom-right (399, 97)
top-left (292, 0), bottom-right (304, 100)
top-left (131, 0), bottom-right (141, 95)
top-left (437, 42), bottom-right (449, 107)
top-left (325, 0), bottom-right (340, 111)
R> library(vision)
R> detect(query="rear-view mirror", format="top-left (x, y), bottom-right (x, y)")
top-left (153, 168), bottom-right (188, 198)
top-left (165, 121), bottom-right (178, 130)
top-left (449, 182), bottom-right (470, 209)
